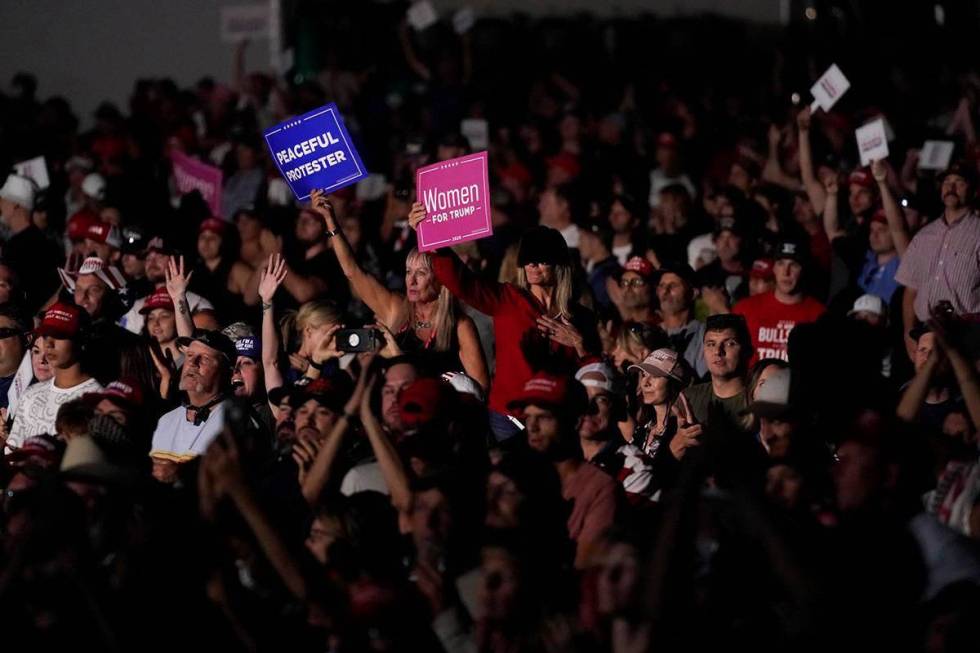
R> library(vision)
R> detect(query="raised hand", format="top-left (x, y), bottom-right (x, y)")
top-left (407, 201), bottom-right (426, 231)
top-left (291, 433), bottom-right (321, 485)
top-left (371, 321), bottom-right (403, 359)
top-left (309, 188), bottom-right (337, 229)
top-left (165, 255), bottom-right (193, 299)
top-left (258, 253), bottom-right (288, 304)
top-left (796, 106), bottom-right (812, 132)
top-left (870, 158), bottom-right (887, 182)
top-left (311, 323), bottom-right (343, 365)
top-left (536, 315), bottom-right (584, 351)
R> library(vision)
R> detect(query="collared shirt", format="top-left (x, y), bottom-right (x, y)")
top-left (858, 250), bottom-right (901, 302)
top-left (895, 211), bottom-right (980, 321)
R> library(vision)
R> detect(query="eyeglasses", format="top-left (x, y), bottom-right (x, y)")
top-left (620, 278), bottom-right (647, 289)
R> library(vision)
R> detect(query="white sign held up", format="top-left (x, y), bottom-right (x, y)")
top-left (221, 5), bottom-right (271, 43)
top-left (461, 118), bottom-right (489, 150)
top-left (14, 156), bottom-right (50, 190)
top-left (855, 118), bottom-right (889, 167)
top-left (918, 140), bottom-right (955, 171)
top-left (810, 64), bottom-right (851, 112)
top-left (407, 1), bottom-right (438, 31)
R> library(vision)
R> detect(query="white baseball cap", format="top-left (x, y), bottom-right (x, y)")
top-left (748, 367), bottom-right (792, 417)
top-left (575, 362), bottom-right (617, 393)
top-left (847, 293), bottom-right (885, 318)
top-left (0, 173), bottom-right (37, 210)
top-left (82, 173), bottom-right (106, 201)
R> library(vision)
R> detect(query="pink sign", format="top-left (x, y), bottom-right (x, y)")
top-left (171, 151), bottom-right (223, 217)
top-left (415, 151), bottom-right (492, 252)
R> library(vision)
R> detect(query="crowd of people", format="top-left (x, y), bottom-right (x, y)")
top-left (1, 8), bottom-right (980, 652)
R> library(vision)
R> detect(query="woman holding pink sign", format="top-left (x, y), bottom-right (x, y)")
top-left (309, 189), bottom-right (489, 391)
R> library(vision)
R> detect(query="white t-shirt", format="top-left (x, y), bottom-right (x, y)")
top-left (120, 290), bottom-right (213, 334)
top-left (612, 243), bottom-right (633, 266)
top-left (559, 223), bottom-right (581, 250)
top-left (150, 401), bottom-right (227, 462)
top-left (7, 377), bottom-right (104, 450)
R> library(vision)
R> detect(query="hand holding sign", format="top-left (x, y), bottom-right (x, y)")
top-left (855, 118), bottom-right (889, 167)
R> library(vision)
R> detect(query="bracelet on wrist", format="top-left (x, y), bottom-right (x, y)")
top-left (261, 301), bottom-right (273, 311)
top-left (309, 359), bottom-right (326, 371)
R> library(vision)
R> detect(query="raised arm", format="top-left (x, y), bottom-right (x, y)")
top-left (896, 346), bottom-right (938, 422)
top-left (871, 159), bottom-right (910, 256)
top-left (407, 202), bottom-right (506, 316)
top-left (360, 373), bottom-right (412, 515)
top-left (258, 255), bottom-right (288, 407)
top-left (311, 189), bottom-right (402, 323)
top-left (821, 176), bottom-right (844, 242)
top-left (165, 256), bottom-right (195, 338)
top-left (762, 124), bottom-right (802, 191)
top-left (796, 107), bottom-right (828, 216)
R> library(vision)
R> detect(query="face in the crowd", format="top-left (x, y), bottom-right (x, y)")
top-left (656, 272), bottom-right (691, 315)
top-left (941, 173), bottom-right (970, 210)
top-left (868, 221), bottom-right (895, 254)
top-left (0, 316), bottom-right (25, 371)
top-left (714, 230), bottom-right (741, 264)
top-left (274, 397), bottom-right (296, 442)
top-left (523, 404), bottom-right (562, 455)
top-left (294, 398), bottom-right (339, 441)
top-left (100, 206), bottom-right (122, 227)
top-left (179, 341), bottom-right (224, 396)
top-left (760, 417), bottom-right (795, 458)
top-left (42, 336), bottom-right (78, 370)
top-left (305, 514), bottom-right (344, 565)
top-left (410, 487), bottom-right (452, 560)
top-left (31, 340), bottom-right (53, 382)
top-left (766, 464), bottom-right (803, 510)
top-left (236, 143), bottom-right (258, 170)
top-left (121, 252), bottom-right (145, 279)
top-left (728, 162), bottom-right (752, 192)
top-left (749, 276), bottom-right (775, 296)
top-left (232, 355), bottom-right (261, 398)
top-left (638, 371), bottom-right (671, 407)
top-left (95, 399), bottom-right (130, 427)
top-left (479, 546), bottom-right (521, 623)
top-left (773, 258), bottom-right (802, 296)
top-left (655, 143), bottom-right (677, 170)
top-left (235, 212), bottom-right (262, 240)
top-left (620, 271), bottom-right (652, 310)
top-left (579, 385), bottom-right (614, 441)
top-left (296, 209), bottom-right (325, 246)
top-left (595, 541), bottom-right (641, 617)
top-left (703, 328), bottom-right (743, 378)
top-left (146, 308), bottom-right (177, 345)
top-left (608, 200), bottom-right (635, 235)
top-left (0, 264), bottom-right (16, 304)
top-left (792, 194), bottom-right (816, 225)
top-left (523, 262), bottom-right (555, 287)
top-left (0, 197), bottom-right (19, 224)
top-left (486, 471), bottom-right (523, 529)
top-left (84, 238), bottom-right (114, 262)
top-left (197, 230), bottom-right (222, 260)
top-left (833, 441), bottom-right (882, 513)
top-left (341, 215), bottom-right (362, 249)
top-left (405, 257), bottom-right (440, 303)
top-left (192, 310), bottom-right (221, 331)
top-left (848, 183), bottom-right (874, 216)
top-left (537, 188), bottom-right (568, 226)
top-left (144, 250), bottom-right (168, 283)
top-left (74, 274), bottom-right (109, 317)
top-left (382, 362), bottom-right (418, 430)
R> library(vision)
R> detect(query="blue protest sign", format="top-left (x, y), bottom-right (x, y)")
top-left (263, 102), bottom-right (367, 201)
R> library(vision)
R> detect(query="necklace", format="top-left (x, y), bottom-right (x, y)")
top-left (415, 320), bottom-right (432, 329)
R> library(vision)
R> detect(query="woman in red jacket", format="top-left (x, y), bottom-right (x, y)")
top-left (408, 202), bottom-right (600, 441)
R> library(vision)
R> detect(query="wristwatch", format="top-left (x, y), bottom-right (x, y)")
top-left (324, 228), bottom-right (339, 239)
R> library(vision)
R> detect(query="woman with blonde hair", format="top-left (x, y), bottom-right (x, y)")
top-left (309, 189), bottom-right (488, 389)
top-left (409, 202), bottom-right (599, 441)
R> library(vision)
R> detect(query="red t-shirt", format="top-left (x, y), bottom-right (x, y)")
top-left (733, 291), bottom-right (825, 363)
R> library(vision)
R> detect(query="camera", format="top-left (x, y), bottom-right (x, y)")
top-left (336, 328), bottom-right (383, 353)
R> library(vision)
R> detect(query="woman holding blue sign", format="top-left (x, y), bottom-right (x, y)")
top-left (309, 189), bottom-right (489, 391)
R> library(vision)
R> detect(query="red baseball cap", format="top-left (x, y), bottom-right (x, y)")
top-left (398, 377), bottom-right (451, 430)
top-left (85, 378), bottom-right (144, 410)
top-left (199, 217), bottom-right (229, 235)
top-left (6, 434), bottom-right (65, 465)
top-left (750, 258), bottom-right (775, 280)
top-left (546, 151), bottom-right (581, 179)
top-left (85, 222), bottom-right (122, 248)
top-left (139, 286), bottom-right (175, 315)
top-left (657, 132), bottom-right (678, 148)
top-left (622, 256), bottom-right (656, 280)
top-left (848, 169), bottom-right (875, 189)
top-left (34, 302), bottom-right (87, 339)
top-left (507, 372), bottom-right (587, 414)
top-left (66, 210), bottom-right (101, 242)
top-left (870, 208), bottom-right (888, 225)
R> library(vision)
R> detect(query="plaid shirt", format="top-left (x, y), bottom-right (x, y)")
top-left (895, 211), bottom-right (980, 320)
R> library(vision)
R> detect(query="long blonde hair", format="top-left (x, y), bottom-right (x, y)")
top-left (281, 300), bottom-right (341, 354)
top-left (405, 248), bottom-right (458, 351)
top-left (515, 264), bottom-right (574, 319)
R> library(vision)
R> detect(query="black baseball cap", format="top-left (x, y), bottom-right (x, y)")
top-left (176, 329), bottom-right (237, 365)
top-left (517, 225), bottom-right (570, 267)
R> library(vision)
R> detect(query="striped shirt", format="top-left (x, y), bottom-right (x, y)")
top-left (895, 211), bottom-right (980, 321)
